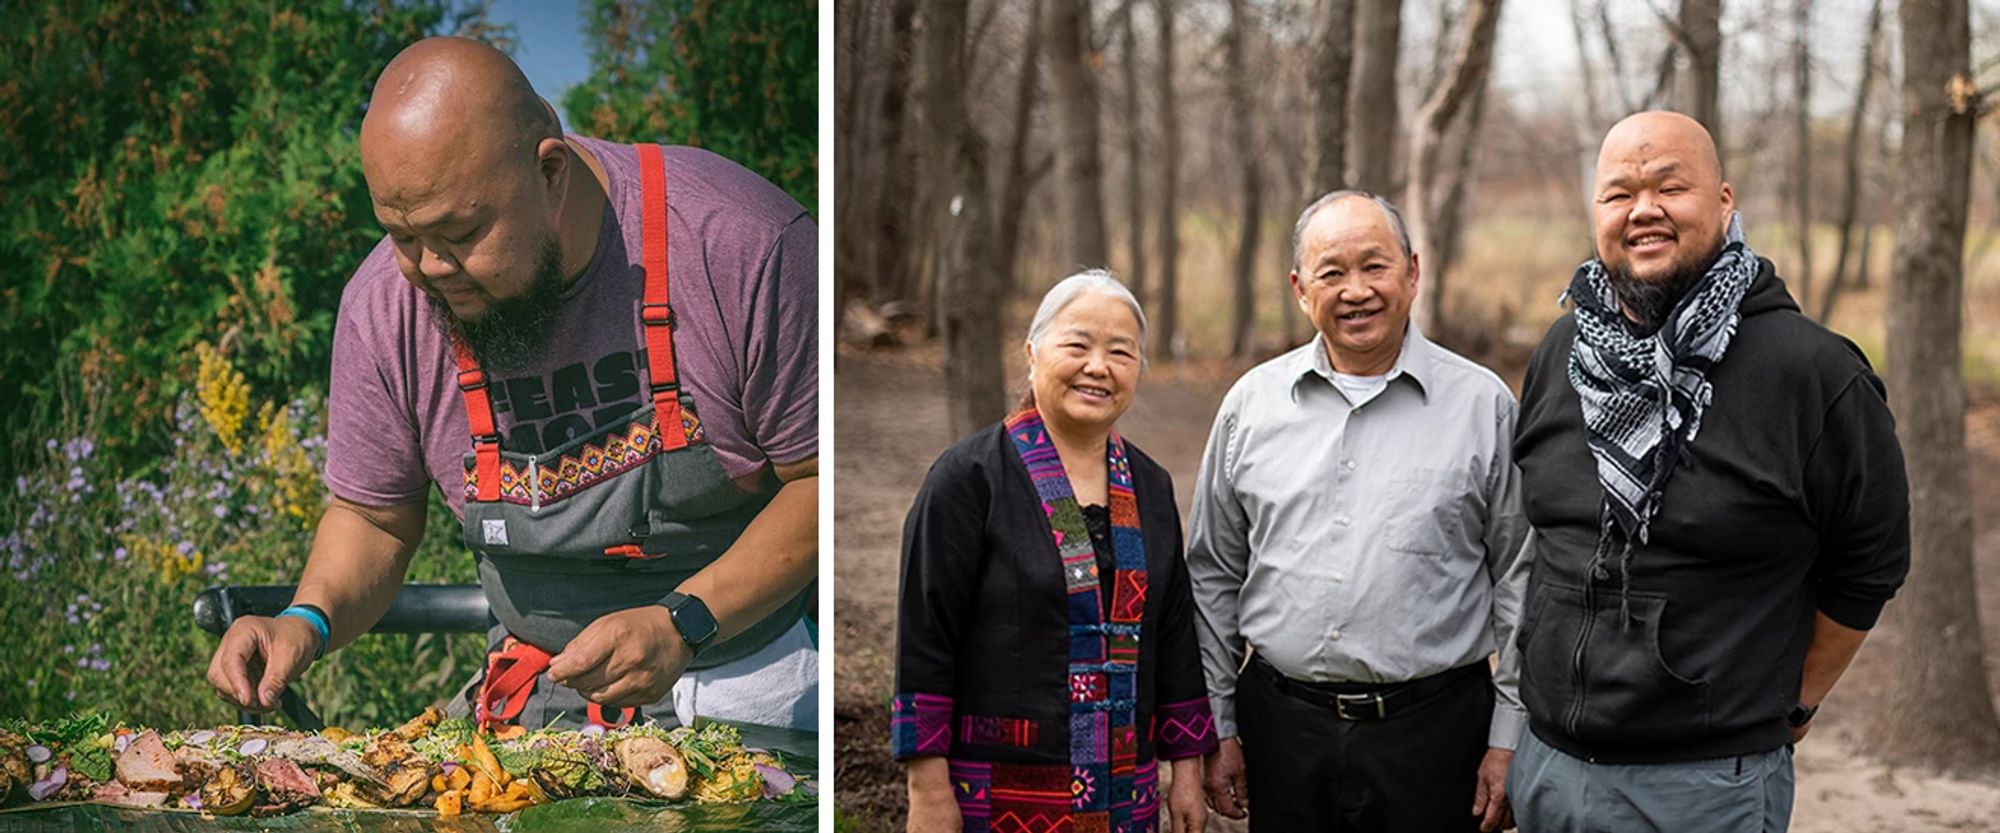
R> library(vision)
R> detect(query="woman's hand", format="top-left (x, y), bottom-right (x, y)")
top-left (906, 758), bottom-right (963, 833)
top-left (1167, 757), bottom-right (1209, 833)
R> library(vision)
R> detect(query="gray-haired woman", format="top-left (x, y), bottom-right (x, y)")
top-left (890, 270), bottom-right (1215, 832)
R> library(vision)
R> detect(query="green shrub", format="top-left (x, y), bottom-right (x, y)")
top-left (0, 346), bottom-right (483, 728)
top-left (562, 0), bottom-right (818, 212)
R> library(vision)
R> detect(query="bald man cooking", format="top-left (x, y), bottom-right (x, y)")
top-left (204, 37), bottom-right (818, 732)
top-left (1505, 111), bottom-right (1908, 829)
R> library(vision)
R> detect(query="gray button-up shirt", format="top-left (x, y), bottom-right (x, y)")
top-left (1187, 325), bottom-right (1533, 748)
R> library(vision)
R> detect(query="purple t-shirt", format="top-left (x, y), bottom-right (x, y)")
top-left (325, 137), bottom-right (817, 518)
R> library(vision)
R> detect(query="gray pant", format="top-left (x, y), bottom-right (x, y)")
top-left (1508, 729), bottom-right (1794, 833)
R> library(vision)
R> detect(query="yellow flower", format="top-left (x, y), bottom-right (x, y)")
top-left (195, 343), bottom-right (251, 455)
top-left (258, 403), bottom-right (322, 529)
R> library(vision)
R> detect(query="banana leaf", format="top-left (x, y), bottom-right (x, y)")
top-left (0, 724), bottom-right (815, 832)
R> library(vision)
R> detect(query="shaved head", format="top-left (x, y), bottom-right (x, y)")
top-left (357, 37), bottom-right (602, 371)
top-left (1589, 110), bottom-right (1735, 333)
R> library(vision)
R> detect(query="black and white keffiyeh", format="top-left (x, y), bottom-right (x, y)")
top-left (1565, 212), bottom-right (1756, 618)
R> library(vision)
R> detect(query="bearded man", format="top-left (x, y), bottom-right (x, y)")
top-left (1506, 111), bottom-right (1909, 830)
top-left (203, 36), bottom-right (819, 732)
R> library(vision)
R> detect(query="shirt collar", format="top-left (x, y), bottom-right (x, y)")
top-left (1290, 322), bottom-right (1434, 403)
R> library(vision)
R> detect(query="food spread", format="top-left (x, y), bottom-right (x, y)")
top-left (0, 708), bottom-right (810, 817)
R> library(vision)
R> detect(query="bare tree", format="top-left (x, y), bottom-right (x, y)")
top-left (1789, 0), bottom-right (1814, 310)
top-left (1869, 0), bottom-right (2000, 775)
top-left (1675, 0), bottom-right (1721, 140)
top-left (1816, 0), bottom-right (1882, 323)
top-left (1406, 0), bottom-right (1501, 337)
top-left (1311, 0), bottom-right (1356, 194)
top-left (1153, 0), bottom-right (1181, 359)
top-left (1227, 0), bottom-right (1264, 359)
top-left (1047, 0), bottom-right (1112, 268)
top-left (1568, 0), bottom-right (1606, 133)
top-left (871, 0), bottom-right (920, 303)
top-left (996, 0), bottom-right (1054, 301)
top-left (835, 0), bottom-right (874, 327)
top-left (1120, 0), bottom-right (1149, 304)
top-left (920, 0), bottom-right (1007, 436)
top-left (1348, 0), bottom-right (1402, 194)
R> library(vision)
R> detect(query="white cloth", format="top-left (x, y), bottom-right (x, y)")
top-left (671, 617), bottom-right (818, 730)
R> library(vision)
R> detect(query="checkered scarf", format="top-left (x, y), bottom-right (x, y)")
top-left (1565, 212), bottom-right (1755, 621)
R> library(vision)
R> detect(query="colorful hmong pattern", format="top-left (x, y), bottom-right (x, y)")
top-left (1004, 409), bottom-right (1150, 832)
top-left (961, 715), bottom-right (1040, 748)
top-left (891, 692), bottom-right (954, 758)
top-left (1152, 698), bottom-right (1218, 760)
top-left (461, 406), bottom-right (705, 505)
top-left (949, 759), bottom-right (1160, 833)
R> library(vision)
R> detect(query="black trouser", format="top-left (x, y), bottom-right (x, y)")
top-left (1237, 656), bottom-right (1494, 833)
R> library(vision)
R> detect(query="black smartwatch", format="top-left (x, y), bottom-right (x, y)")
top-left (659, 592), bottom-right (719, 657)
top-left (1786, 701), bottom-right (1819, 728)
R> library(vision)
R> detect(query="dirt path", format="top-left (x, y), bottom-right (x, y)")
top-left (833, 345), bottom-right (2000, 832)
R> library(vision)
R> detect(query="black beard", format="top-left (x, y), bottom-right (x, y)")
top-left (428, 239), bottom-right (568, 372)
top-left (1605, 238), bottom-right (1725, 337)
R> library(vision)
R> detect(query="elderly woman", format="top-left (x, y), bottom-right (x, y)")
top-left (892, 271), bottom-right (1215, 833)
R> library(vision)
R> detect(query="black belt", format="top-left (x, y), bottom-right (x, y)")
top-left (1251, 654), bottom-right (1488, 721)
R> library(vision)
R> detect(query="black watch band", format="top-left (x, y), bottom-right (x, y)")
top-left (659, 592), bottom-right (720, 657)
top-left (1786, 701), bottom-right (1819, 728)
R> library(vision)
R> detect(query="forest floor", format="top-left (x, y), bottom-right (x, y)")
top-left (831, 338), bottom-right (2000, 833)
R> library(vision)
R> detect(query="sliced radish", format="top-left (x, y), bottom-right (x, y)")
top-left (114, 734), bottom-right (131, 753)
top-left (755, 763), bottom-right (796, 798)
top-left (24, 745), bottom-right (50, 764)
top-left (238, 738), bottom-right (267, 756)
top-left (187, 730), bottom-right (215, 745)
top-left (579, 724), bottom-right (606, 736)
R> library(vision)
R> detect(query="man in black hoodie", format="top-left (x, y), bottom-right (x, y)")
top-left (1506, 111), bottom-right (1909, 830)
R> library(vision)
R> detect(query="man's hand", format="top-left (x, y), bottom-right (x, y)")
top-left (1790, 720), bottom-right (1812, 745)
top-left (206, 615), bottom-right (322, 712)
top-left (1472, 746), bottom-right (1514, 832)
top-left (1203, 736), bottom-right (1249, 819)
top-left (1167, 757), bottom-right (1208, 833)
top-left (548, 606), bottom-right (692, 707)
top-left (906, 758), bottom-right (962, 833)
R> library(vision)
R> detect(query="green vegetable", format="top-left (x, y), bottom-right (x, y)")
top-left (68, 745), bottom-right (112, 783)
top-left (493, 744), bottom-right (543, 779)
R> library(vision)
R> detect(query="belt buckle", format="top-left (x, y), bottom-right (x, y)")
top-left (1335, 692), bottom-right (1385, 721)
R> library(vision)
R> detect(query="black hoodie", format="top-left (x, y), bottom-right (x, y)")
top-left (1512, 257), bottom-right (1910, 763)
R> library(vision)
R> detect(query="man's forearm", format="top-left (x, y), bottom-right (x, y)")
top-left (291, 497), bottom-right (426, 649)
top-left (1799, 610), bottom-right (1870, 707)
top-left (674, 471), bottom-right (818, 640)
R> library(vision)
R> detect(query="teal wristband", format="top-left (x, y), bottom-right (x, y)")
top-left (276, 605), bottom-right (330, 660)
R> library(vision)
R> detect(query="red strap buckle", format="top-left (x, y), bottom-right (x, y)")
top-left (587, 702), bottom-right (635, 730)
top-left (456, 369), bottom-right (487, 391)
top-left (477, 638), bottom-right (553, 731)
top-left (640, 302), bottom-right (674, 327)
top-left (603, 544), bottom-right (647, 559)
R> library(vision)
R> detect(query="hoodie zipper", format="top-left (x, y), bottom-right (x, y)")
top-left (1566, 586), bottom-right (1594, 737)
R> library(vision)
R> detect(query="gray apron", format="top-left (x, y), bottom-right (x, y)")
top-left (450, 143), bottom-right (811, 730)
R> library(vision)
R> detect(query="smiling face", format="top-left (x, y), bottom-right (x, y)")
top-left (1591, 112), bottom-right (1735, 289)
top-left (1290, 196), bottom-right (1418, 375)
top-left (1025, 292), bottom-right (1144, 436)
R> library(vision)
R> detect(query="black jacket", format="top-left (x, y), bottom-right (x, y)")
top-left (1513, 258), bottom-right (1909, 763)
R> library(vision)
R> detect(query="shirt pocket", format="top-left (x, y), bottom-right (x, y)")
top-left (1381, 467), bottom-right (1470, 556)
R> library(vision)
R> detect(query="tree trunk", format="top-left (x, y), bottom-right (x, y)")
top-left (1226, 0), bottom-right (1263, 359)
top-left (1675, 0), bottom-right (1721, 146)
top-left (1311, 0), bottom-right (1355, 195)
top-left (1153, 0), bottom-right (1181, 360)
top-left (1406, 0), bottom-right (1500, 337)
top-left (1347, 0), bottom-right (1401, 194)
top-left (1568, 0), bottom-right (1605, 134)
top-left (1120, 0), bottom-right (1147, 304)
top-left (1046, 0), bottom-right (1111, 268)
top-left (1789, 0), bottom-right (1814, 310)
top-left (1815, 0), bottom-right (1881, 323)
top-left (1869, 0), bottom-right (2000, 775)
top-left (920, 0), bottom-right (1008, 437)
top-left (1433, 66), bottom-right (1489, 286)
top-left (871, 0), bottom-right (920, 303)
top-left (834, 0), bottom-right (872, 331)
top-left (996, 0), bottom-right (1051, 303)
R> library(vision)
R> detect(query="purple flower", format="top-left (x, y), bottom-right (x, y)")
top-left (63, 438), bottom-right (94, 462)
top-left (176, 541), bottom-right (195, 557)
top-left (113, 547), bottom-right (128, 562)
top-left (204, 562), bottom-right (228, 577)
top-left (62, 645), bottom-right (73, 655)
top-left (74, 657), bottom-right (89, 668)
top-left (89, 659), bottom-right (110, 672)
top-left (212, 504), bottom-right (229, 519)
top-left (45, 439), bottom-right (57, 452)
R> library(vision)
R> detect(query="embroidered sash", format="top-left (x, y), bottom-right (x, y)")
top-left (1005, 408), bottom-right (1148, 829)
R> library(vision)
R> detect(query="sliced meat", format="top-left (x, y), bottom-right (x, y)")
top-left (250, 757), bottom-right (320, 814)
top-left (94, 780), bottom-right (170, 808)
top-left (356, 761), bottom-right (433, 808)
top-left (113, 732), bottom-right (183, 792)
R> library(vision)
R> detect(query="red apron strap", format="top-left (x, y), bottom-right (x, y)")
top-left (454, 341), bottom-right (504, 502)
top-left (635, 143), bottom-right (688, 453)
top-left (587, 702), bottom-right (636, 730)
top-left (477, 637), bottom-right (553, 730)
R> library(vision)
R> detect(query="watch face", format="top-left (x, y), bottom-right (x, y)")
top-left (671, 594), bottom-right (720, 647)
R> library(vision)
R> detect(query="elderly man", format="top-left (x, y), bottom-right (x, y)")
top-left (1507, 111), bottom-right (1908, 830)
top-left (1187, 191), bottom-right (1531, 832)
top-left (203, 37), bottom-right (818, 732)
